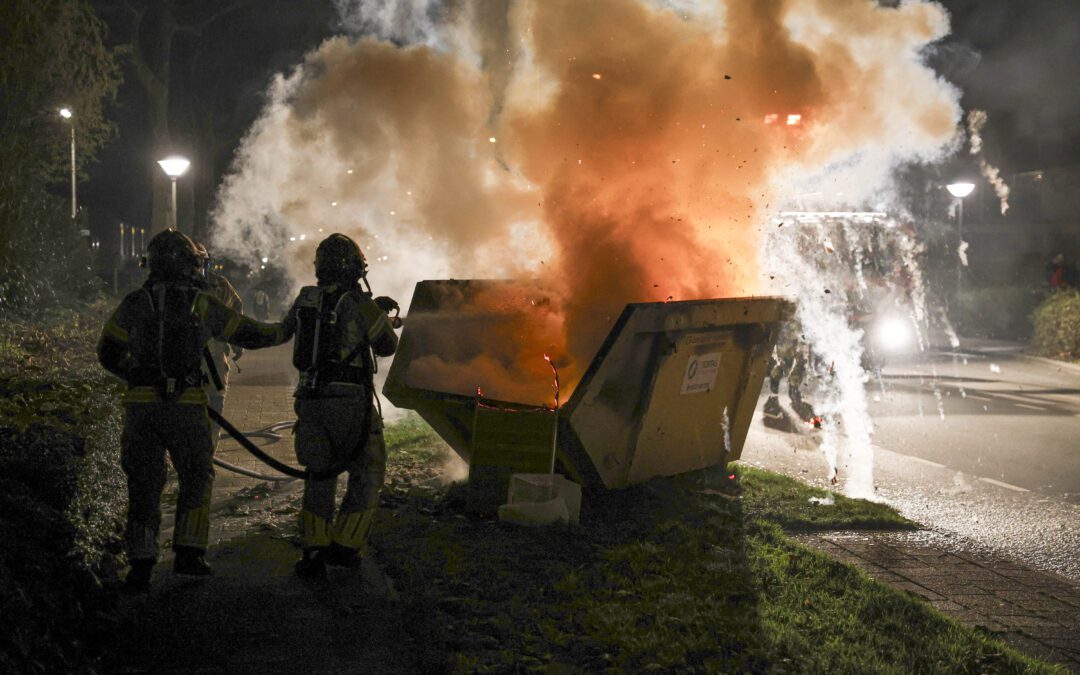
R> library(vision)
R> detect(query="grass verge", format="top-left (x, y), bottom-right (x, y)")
top-left (371, 414), bottom-right (1055, 673)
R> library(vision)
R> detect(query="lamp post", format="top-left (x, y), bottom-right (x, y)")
top-left (947, 182), bottom-right (975, 296)
top-left (59, 107), bottom-right (75, 220)
top-left (157, 156), bottom-right (191, 231)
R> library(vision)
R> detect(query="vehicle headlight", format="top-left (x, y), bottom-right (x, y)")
top-left (874, 315), bottom-right (914, 353)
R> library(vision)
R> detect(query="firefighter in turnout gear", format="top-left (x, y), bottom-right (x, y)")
top-left (763, 321), bottom-right (819, 431)
top-left (194, 241), bottom-right (244, 449)
top-left (98, 230), bottom-right (286, 592)
top-left (280, 233), bottom-right (399, 578)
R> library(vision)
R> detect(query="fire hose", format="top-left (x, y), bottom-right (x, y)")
top-left (211, 419), bottom-right (298, 482)
top-left (208, 408), bottom-right (345, 482)
top-left (203, 293), bottom-right (400, 482)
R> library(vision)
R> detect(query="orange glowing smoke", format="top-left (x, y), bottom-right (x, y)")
top-left (212, 0), bottom-right (960, 404)
top-left (399, 281), bottom-right (576, 404)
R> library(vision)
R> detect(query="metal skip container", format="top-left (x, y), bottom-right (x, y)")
top-left (383, 280), bottom-right (792, 500)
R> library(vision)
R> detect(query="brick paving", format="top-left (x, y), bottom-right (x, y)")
top-left (795, 532), bottom-right (1080, 672)
top-left (134, 345), bottom-right (425, 672)
top-left (161, 343), bottom-right (304, 553)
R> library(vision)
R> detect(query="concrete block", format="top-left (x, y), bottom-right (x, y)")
top-left (498, 473), bottom-right (582, 526)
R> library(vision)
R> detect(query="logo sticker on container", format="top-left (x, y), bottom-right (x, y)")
top-left (681, 352), bottom-right (721, 395)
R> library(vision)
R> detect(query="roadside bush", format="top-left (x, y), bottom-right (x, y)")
top-left (0, 193), bottom-right (104, 318)
top-left (953, 285), bottom-right (1046, 340)
top-left (0, 308), bottom-right (126, 672)
top-left (1031, 289), bottom-right (1080, 363)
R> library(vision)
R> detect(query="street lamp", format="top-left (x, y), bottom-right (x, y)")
top-left (947, 182), bottom-right (975, 295)
top-left (157, 155), bottom-right (191, 231)
top-left (59, 107), bottom-right (75, 220)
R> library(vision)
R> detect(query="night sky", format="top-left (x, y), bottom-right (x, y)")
top-left (79, 0), bottom-right (1080, 249)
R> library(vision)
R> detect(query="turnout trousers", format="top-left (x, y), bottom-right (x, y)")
top-left (294, 394), bottom-right (386, 553)
top-left (121, 400), bottom-right (215, 561)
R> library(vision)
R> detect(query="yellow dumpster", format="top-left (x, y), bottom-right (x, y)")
top-left (384, 280), bottom-right (791, 503)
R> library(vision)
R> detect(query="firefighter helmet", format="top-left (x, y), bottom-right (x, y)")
top-left (315, 233), bottom-right (367, 284)
top-left (146, 229), bottom-right (201, 280)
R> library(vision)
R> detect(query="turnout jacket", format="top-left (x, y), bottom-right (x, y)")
top-left (98, 279), bottom-right (286, 404)
top-left (280, 283), bottom-right (398, 397)
top-left (202, 271), bottom-right (244, 386)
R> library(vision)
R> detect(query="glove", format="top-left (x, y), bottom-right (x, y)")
top-left (374, 296), bottom-right (399, 314)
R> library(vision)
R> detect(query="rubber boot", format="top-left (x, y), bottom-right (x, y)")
top-left (791, 398), bottom-right (818, 425)
top-left (762, 395), bottom-right (796, 431)
top-left (125, 559), bottom-right (154, 594)
top-left (294, 547), bottom-right (327, 579)
top-left (173, 546), bottom-right (213, 576)
top-left (763, 395), bottom-right (783, 419)
top-left (325, 542), bottom-right (362, 569)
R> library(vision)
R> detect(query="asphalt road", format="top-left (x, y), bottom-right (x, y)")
top-left (742, 341), bottom-right (1080, 583)
top-left (868, 345), bottom-right (1080, 497)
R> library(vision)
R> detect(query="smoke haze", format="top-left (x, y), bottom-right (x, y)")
top-left (210, 0), bottom-right (964, 490)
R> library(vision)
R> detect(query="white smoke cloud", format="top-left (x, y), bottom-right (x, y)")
top-left (209, 0), bottom-right (964, 497)
top-left (967, 109), bottom-right (1011, 215)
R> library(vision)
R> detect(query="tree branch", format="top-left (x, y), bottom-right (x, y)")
top-left (175, 0), bottom-right (260, 38)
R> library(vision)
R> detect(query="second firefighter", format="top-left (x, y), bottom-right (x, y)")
top-left (278, 233), bottom-right (400, 578)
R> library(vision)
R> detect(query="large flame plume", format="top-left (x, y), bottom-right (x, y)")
top-left (211, 0), bottom-right (961, 408)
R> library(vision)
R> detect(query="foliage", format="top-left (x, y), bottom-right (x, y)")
top-left (1030, 289), bottom-right (1080, 363)
top-left (368, 422), bottom-right (1050, 673)
top-left (0, 0), bottom-right (121, 316)
top-left (954, 285), bottom-right (1046, 340)
top-left (0, 307), bottom-right (126, 672)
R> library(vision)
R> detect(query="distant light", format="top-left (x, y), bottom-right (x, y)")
top-left (389, 210), bottom-right (395, 216)
top-left (261, 257), bottom-right (268, 263)
top-left (875, 316), bottom-right (914, 353)
top-left (299, 234), bottom-right (306, 241)
top-left (59, 107), bottom-right (72, 119)
top-left (318, 228), bottom-right (323, 232)
top-left (591, 73), bottom-right (602, 80)
top-left (946, 182), bottom-right (975, 198)
top-left (260, 265), bottom-right (265, 269)
top-left (763, 114), bottom-right (778, 125)
top-left (289, 236), bottom-right (296, 242)
top-left (346, 169), bottom-right (354, 175)
top-left (157, 156), bottom-right (190, 178)
top-left (786, 114), bottom-right (802, 126)
top-left (331, 201), bottom-right (338, 207)
top-left (488, 137), bottom-right (497, 143)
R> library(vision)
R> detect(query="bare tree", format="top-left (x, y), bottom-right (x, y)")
top-left (98, 0), bottom-right (258, 235)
